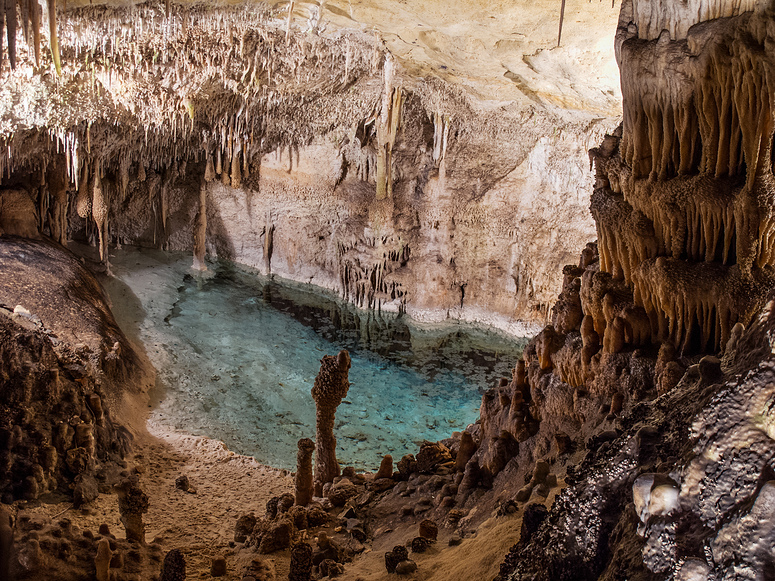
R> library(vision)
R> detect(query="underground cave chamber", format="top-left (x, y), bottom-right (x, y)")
top-left (3, 0), bottom-right (775, 580)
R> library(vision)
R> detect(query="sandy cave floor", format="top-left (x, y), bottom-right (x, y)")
top-left (19, 417), bottom-right (546, 581)
top-left (23, 424), bottom-right (295, 579)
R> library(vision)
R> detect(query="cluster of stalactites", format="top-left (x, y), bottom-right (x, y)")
top-left (632, 256), bottom-right (774, 353)
top-left (593, 147), bottom-right (775, 353)
top-left (2, 3), bottom-right (384, 153)
top-left (337, 237), bottom-right (408, 310)
top-left (202, 113), bottom-right (255, 190)
top-left (585, 11), bottom-right (775, 354)
top-left (625, 0), bottom-right (765, 41)
top-left (596, 144), bottom-right (775, 278)
top-left (619, 21), bottom-right (775, 187)
top-left (2, 0), bottom-right (58, 74)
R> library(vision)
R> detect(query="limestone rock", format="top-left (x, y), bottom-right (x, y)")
top-left (210, 555), bottom-right (227, 577)
top-left (385, 545), bottom-right (409, 574)
top-left (418, 519), bottom-right (438, 541)
top-left (395, 559), bottom-right (418, 574)
top-left (234, 513), bottom-right (257, 543)
top-left (416, 441), bottom-right (452, 473)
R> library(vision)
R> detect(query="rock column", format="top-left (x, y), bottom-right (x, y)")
top-left (311, 350), bottom-right (351, 496)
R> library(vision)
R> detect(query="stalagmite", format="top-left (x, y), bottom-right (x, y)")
top-left (160, 549), bottom-right (186, 581)
top-left (311, 350), bottom-right (351, 496)
top-left (115, 478), bottom-right (150, 543)
top-left (375, 454), bottom-right (393, 479)
top-left (455, 432), bottom-right (477, 472)
top-left (192, 180), bottom-right (207, 271)
top-left (294, 437), bottom-right (315, 507)
top-left (95, 538), bottom-right (112, 581)
top-left (289, 541), bottom-right (312, 581)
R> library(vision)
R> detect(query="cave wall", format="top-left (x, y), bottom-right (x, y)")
top-left (0, 2), bottom-right (616, 332)
top-left (487, 1), bottom-right (775, 579)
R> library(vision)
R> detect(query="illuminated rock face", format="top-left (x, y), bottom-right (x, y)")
top-left (476, 2), bottom-right (775, 474)
top-left (505, 2), bottom-right (775, 409)
top-left (601, 5), bottom-right (775, 355)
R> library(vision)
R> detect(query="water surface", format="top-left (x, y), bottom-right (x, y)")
top-left (107, 248), bottom-right (526, 470)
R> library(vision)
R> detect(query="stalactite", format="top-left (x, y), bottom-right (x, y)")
top-left (557, 0), bottom-right (566, 47)
top-left (375, 54), bottom-right (403, 200)
top-left (263, 212), bottom-right (274, 274)
top-left (285, 0), bottom-right (294, 45)
top-left (30, 0), bottom-right (40, 66)
top-left (19, 0), bottom-right (27, 47)
top-left (47, 0), bottom-right (60, 75)
top-left (204, 152), bottom-right (215, 182)
top-left (5, 0), bottom-right (17, 70)
top-left (230, 143), bottom-right (241, 189)
top-left (147, 171), bottom-right (160, 246)
top-left (119, 155), bottom-right (130, 200)
top-left (432, 111), bottom-right (450, 166)
top-left (160, 171), bottom-right (169, 246)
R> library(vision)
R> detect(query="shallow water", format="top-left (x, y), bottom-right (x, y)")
top-left (105, 247), bottom-right (527, 471)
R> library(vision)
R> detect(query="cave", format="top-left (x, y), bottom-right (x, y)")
top-left (2, 0), bottom-right (775, 580)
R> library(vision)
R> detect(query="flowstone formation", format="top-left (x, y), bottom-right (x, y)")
top-left (0, 0), bottom-right (618, 332)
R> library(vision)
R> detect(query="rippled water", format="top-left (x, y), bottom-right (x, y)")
top-left (106, 248), bottom-right (527, 470)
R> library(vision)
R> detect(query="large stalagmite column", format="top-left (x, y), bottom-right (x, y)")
top-left (311, 350), bottom-right (351, 496)
top-left (91, 167), bottom-right (110, 271)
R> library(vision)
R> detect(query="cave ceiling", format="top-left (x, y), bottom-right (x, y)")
top-left (2, 0), bottom-right (623, 116)
top-left (256, 0), bottom-right (624, 114)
